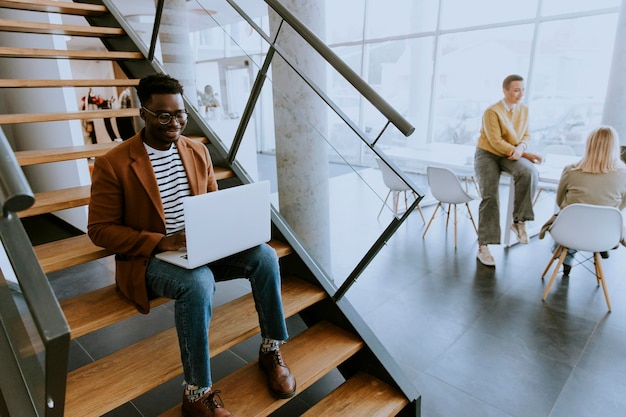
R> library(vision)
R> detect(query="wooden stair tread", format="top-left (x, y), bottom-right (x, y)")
top-left (62, 271), bottom-right (321, 341)
top-left (0, 0), bottom-right (107, 15)
top-left (33, 234), bottom-right (111, 274)
top-left (34, 235), bottom-right (288, 276)
top-left (0, 46), bottom-right (143, 60)
top-left (0, 17), bottom-right (124, 37)
top-left (18, 184), bottom-right (90, 218)
top-left (0, 79), bottom-right (139, 88)
top-left (15, 142), bottom-right (119, 166)
top-left (301, 372), bottom-right (409, 417)
top-left (158, 321), bottom-right (364, 417)
top-left (64, 278), bottom-right (329, 417)
top-left (0, 108), bottom-right (138, 124)
top-left (213, 166), bottom-right (234, 180)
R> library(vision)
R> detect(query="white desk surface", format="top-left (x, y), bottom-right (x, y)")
top-left (383, 144), bottom-right (580, 247)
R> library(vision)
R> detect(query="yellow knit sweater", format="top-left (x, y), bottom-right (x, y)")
top-left (476, 100), bottom-right (530, 157)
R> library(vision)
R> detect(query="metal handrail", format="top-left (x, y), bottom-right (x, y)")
top-left (265, 0), bottom-right (415, 137)
top-left (0, 129), bottom-right (70, 417)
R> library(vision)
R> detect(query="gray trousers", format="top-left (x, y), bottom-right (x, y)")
top-left (474, 148), bottom-right (538, 244)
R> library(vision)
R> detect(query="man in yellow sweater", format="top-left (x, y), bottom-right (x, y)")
top-left (474, 74), bottom-right (539, 266)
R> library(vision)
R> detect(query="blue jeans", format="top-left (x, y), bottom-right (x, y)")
top-left (474, 148), bottom-right (538, 244)
top-left (145, 243), bottom-right (288, 388)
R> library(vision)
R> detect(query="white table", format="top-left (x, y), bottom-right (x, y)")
top-left (382, 144), bottom-right (578, 247)
top-left (503, 154), bottom-right (578, 247)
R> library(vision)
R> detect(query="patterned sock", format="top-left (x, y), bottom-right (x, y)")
top-left (184, 382), bottom-right (210, 402)
top-left (260, 338), bottom-right (282, 353)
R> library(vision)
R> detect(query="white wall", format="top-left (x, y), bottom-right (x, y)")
top-left (0, 8), bottom-right (92, 232)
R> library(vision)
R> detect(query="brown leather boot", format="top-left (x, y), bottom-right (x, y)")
top-left (258, 348), bottom-right (297, 399)
top-left (182, 390), bottom-right (233, 417)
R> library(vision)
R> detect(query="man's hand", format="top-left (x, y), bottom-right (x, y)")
top-left (508, 144), bottom-right (525, 161)
top-left (522, 152), bottom-right (543, 164)
top-left (157, 230), bottom-right (186, 252)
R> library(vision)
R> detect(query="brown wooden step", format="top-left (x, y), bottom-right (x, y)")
top-left (15, 142), bottom-right (119, 166)
top-left (213, 166), bottom-right (235, 180)
top-left (33, 234), bottom-right (111, 274)
top-left (158, 321), bottom-right (364, 417)
top-left (0, 79), bottom-right (139, 88)
top-left (36, 231), bottom-right (288, 286)
top-left (0, 17), bottom-right (124, 37)
top-left (301, 372), bottom-right (409, 417)
top-left (0, 46), bottom-right (143, 60)
top-left (0, 108), bottom-right (138, 124)
top-left (0, 0), bottom-right (107, 16)
top-left (18, 185), bottom-right (90, 218)
top-left (61, 241), bottom-right (299, 340)
top-left (64, 278), bottom-right (329, 417)
top-left (63, 270), bottom-right (321, 341)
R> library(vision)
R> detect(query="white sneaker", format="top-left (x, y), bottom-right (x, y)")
top-left (511, 222), bottom-right (529, 244)
top-left (477, 245), bottom-right (495, 266)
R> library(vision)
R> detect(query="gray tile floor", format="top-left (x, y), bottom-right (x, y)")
top-left (15, 157), bottom-right (626, 417)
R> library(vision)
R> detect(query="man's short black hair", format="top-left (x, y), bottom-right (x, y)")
top-left (136, 73), bottom-right (184, 106)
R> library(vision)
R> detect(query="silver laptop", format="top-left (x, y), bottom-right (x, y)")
top-left (155, 181), bottom-right (271, 269)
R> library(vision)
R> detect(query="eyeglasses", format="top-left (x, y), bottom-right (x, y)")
top-left (142, 107), bottom-right (188, 125)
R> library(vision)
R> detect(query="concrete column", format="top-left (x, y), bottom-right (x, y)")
top-left (158, 0), bottom-right (197, 100)
top-left (602, 0), bottom-right (626, 161)
top-left (269, 2), bottom-right (331, 270)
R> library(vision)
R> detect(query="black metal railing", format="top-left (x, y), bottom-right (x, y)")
top-left (140, 0), bottom-right (424, 301)
top-left (0, 129), bottom-right (70, 417)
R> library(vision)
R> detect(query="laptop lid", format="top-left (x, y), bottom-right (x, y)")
top-left (155, 181), bottom-right (271, 269)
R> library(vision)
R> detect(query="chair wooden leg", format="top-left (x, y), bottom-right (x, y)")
top-left (471, 176), bottom-right (481, 197)
top-left (411, 192), bottom-right (425, 224)
top-left (465, 203), bottom-right (478, 234)
top-left (392, 191), bottom-right (400, 217)
top-left (445, 204), bottom-right (451, 228)
top-left (594, 252), bottom-right (612, 311)
top-left (377, 190), bottom-right (393, 219)
top-left (417, 205), bottom-right (425, 224)
top-left (542, 245), bottom-right (563, 279)
top-left (453, 204), bottom-right (458, 248)
top-left (532, 188), bottom-right (543, 207)
top-left (422, 203), bottom-right (441, 238)
top-left (542, 248), bottom-right (568, 301)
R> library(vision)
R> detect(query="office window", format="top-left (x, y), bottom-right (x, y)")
top-left (529, 13), bottom-right (618, 154)
top-left (440, 0), bottom-right (538, 30)
top-left (365, 0), bottom-right (438, 39)
top-left (432, 25), bottom-right (533, 145)
top-left (326, 0), bottom-right (366, 44)
top-left (541, 0), bottom-right (621, 16)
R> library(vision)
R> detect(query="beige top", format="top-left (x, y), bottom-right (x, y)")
top-left (556, 164), bottom-right (626, 210)
top-left (476, 100), bottom-right (530, 157)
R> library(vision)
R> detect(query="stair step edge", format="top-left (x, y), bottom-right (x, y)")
top-left (301, 371), bottom-right (409, 417)
top-left (64, 283), bottom-right (331, 417)
top-left (0, 17), bottom-right (124, 37)
top-left (18, 185), bottom-right (90, 218)
top-left (157, 321), bottom-right (364, 417)
top-left (62, 272), bottom-right (321, 340)
top-left (0, 0), bottom-right (107, 15)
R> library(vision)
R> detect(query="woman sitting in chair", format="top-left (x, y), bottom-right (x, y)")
top-left (540, 125), bottom-right (626, 276)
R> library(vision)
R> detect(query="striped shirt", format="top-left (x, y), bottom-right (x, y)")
top-left (144, 143), bottom-right (191, 235)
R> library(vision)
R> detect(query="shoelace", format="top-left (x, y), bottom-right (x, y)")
top-left (271, 350), bottom-right (286, 367)
top-left (202, 390), bottom-right (225, 409)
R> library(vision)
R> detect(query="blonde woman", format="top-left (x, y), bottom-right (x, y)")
top-left (540, 125), bottom-right (626, 275)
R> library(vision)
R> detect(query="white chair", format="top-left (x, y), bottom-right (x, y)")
top-left (376, 158), bottom-right (425, 222)
top-left (422, 166), bottom-right (478, 247)
top-left (541, 203), bottom-right (623, 311)
top-left (533, 144), bottom-right (576, 206)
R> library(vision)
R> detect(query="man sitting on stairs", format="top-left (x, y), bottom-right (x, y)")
top-left (87, 73), bottom-right (296, 417)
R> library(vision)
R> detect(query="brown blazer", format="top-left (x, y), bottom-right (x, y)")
top-left (87, 132), bottom-right (218, 313)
